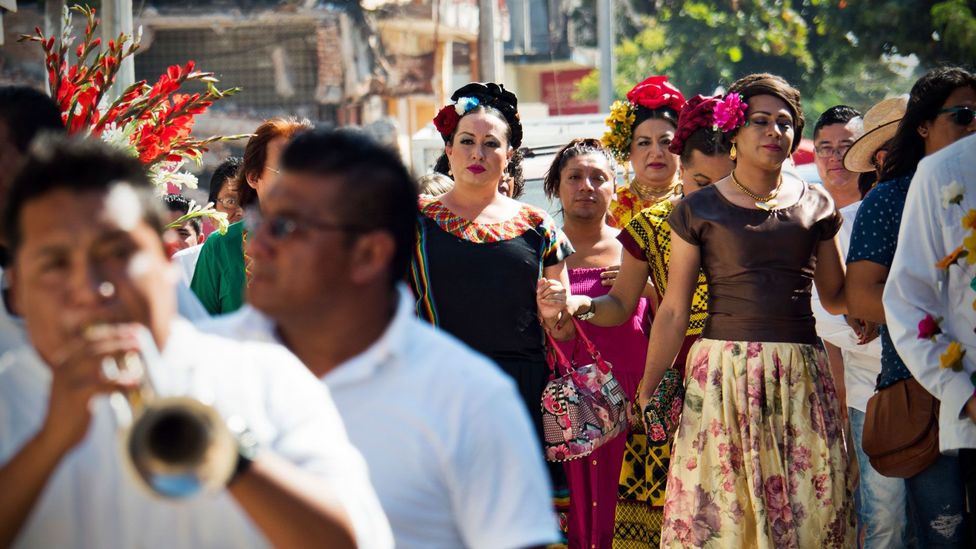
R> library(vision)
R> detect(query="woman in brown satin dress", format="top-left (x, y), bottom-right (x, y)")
top-left (636, 74), bottom-right (855, 548)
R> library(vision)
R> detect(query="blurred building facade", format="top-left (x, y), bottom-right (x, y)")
top-left (1, 0), bottom-right (600, 173)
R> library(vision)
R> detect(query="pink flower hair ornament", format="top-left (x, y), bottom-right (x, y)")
top-left (712, 93), bottom-right (748, 133)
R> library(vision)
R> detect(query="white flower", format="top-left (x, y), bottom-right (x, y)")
top-left (147, 161), bottom-right (198, 193)
top-left (166, 201), bottom-right (229, 235)
top-left (168, 171), bottom-right (199, 190)
top-left (99, 123), bottom-right (138, 156)
top-left (942, 181), bottom-right (964, 208)
top-left (454, 96), bottom-right (480, 115)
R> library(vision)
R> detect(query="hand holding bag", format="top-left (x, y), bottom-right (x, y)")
top-left (541, 318), bottom-right (628, 462)
top-left (640, 367), bottom-right (684, 445)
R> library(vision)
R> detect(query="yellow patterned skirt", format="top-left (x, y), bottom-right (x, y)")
top-left (612, 433), bottom-right (669, 548)
top-left (661, 339), bottom-right (855, 548)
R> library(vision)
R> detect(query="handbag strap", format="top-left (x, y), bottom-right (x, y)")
top-left (544, 317), bottom-right (612, 376)
top-left (544, 328), bottom-right (574, 378)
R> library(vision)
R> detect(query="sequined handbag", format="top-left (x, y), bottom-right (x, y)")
top-left (641, 367), bottom-right (684, 446)
top-left (541, 319), bottom-right (628, 462)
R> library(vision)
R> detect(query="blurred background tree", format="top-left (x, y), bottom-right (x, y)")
top-left (573, 0), bottom-right (975, 135)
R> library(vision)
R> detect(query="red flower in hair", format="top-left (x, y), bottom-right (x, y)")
top-left (433, 105), bottom-right (460, 138)
top-left (626, 75), bottom-right (686, 112)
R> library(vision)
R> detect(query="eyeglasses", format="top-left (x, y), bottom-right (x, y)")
top-left (215, 196), bottom-right (240, 208)
top-left (265, 166), bottom-right (282, 175)
top-left (246, 211), bottom-right (363, 240)
top-left (939, 106), bottom-right (975, 126)
top-left (814, 144), bottom-right (852, 159)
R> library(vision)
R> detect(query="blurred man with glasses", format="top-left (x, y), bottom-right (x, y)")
top-left (205, 128), bottom-right (560, 549)
top-left (0, 136), bottom-right (392, 548)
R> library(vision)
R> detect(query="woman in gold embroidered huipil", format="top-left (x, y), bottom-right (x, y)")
top-left (603, 76), bottom-right (687, 229)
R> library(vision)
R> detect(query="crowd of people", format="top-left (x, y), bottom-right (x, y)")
top-left (0, 63), bottom-right (974, 549)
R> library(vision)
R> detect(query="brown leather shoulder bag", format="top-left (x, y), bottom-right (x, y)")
top-left (861, 377), bottom-right (940, 478)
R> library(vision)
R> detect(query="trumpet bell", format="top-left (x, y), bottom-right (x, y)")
top-left (126, 396), bottom-right (238, 498)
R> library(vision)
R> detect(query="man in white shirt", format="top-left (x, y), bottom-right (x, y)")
top-left (811, 106), bottom-right (865, 407)
top-left (811, 105), bottom-right (909, 548)
top-left (884, 133), bottom-right (976, 540)
top-left (0, 136), bottom-right (392, 548)
top-left (206, 128), bottom-right (560, 549)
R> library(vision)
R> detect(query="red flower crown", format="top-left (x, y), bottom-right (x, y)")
top-left (626, 75), bottom-right (686, 113)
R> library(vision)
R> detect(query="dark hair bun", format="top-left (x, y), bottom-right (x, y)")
top-left (450, 82), bottom-right (523, 148)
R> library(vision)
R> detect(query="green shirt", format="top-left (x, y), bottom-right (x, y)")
top-left (190, 220), bottom-right (246, 315)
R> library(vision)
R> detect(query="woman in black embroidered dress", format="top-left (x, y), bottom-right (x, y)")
top-left (408, 83), bottom-right (574, 525)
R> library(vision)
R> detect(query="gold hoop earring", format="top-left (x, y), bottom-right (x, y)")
top-left (730, 143), bottom-right (737, 161)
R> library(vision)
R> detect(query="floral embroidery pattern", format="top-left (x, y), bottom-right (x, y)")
top-left (941, 180), bottom-right (964, 208)
top-left (940, 341), bottom-right (967, 372)
top-left (419, 195), bottom-right (553, 244)
top-left (937, 245), bottom-right (968, 270)
top-left (609, 185), bottom-right (657, 229)
top-left (922, 186), bottom-right (976, 392)
top-left (917, 314), bottom-right (943, 340)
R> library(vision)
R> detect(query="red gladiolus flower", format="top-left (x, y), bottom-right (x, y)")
top-left (22, 4), bottom-right (240, 196)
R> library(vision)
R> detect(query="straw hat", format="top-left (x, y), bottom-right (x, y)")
top-left (843, 96), bottom-right (909, 173)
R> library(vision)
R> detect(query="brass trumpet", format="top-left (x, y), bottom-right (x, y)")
top-left (103, 331), bottom-right (241, 499)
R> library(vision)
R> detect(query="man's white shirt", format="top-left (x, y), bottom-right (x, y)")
top-left (0, 318), bottom-right (393, 548)
top-left (173, 243), bottom-right (203, 288)
top-left (205, 284), bottom-right (561, 549)
top-left (884, 134), bottom-right (976, 453)
top-left (811, 200), bottom-right (883, 412)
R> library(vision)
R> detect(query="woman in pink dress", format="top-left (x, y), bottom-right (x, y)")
top-left (539, 138), bottom-right (650, 548)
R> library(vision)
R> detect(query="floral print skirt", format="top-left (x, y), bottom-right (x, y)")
top-left (661, 339), bottom-right (855, 548)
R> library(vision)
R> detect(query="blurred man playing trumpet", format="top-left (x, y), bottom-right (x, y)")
top-left (0, 136), bottom-right (392, 548)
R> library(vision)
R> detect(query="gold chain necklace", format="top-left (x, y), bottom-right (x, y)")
top-left (631, 180), bottom-right (678, 203)
top-left (730, 171), bottom-right (782, 211)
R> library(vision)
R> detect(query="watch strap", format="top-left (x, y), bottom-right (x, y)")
top-left (227, 417), bottom-right (259, 486)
